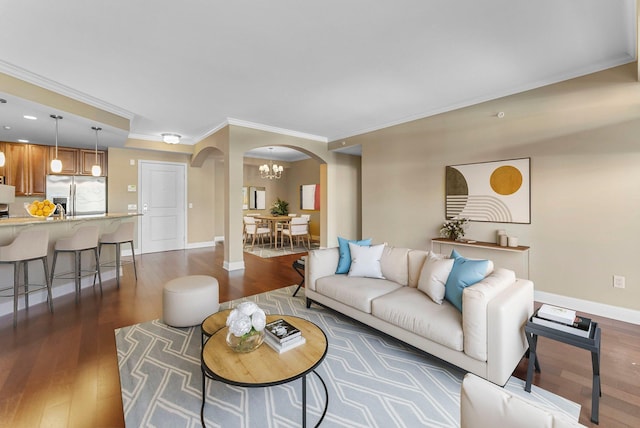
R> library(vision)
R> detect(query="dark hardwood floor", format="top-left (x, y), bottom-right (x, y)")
top-left (0, 243), bottom-right (638, 427)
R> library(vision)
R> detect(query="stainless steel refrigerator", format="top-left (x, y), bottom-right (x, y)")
top-left (46, 175), bottom-right (107, 216)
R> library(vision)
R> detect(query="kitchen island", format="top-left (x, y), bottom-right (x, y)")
top-left (0, 213), bottom-right (140, 318)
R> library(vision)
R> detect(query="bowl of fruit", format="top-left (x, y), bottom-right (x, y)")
top-left (25, 199), bottom-right (56, 218)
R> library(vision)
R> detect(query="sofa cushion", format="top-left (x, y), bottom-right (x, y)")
top-left (380, 246), bottom-right (410, 286)
top-left (463, 268), bottom-right (516, 361)
top-left (445, 250), bottom-right (493, 312)
top-left (408, 250), bottom-right (445, 288)
top-left (336, 237), bottom-right (372, 274)
top-left (348, 243), bottom-right (385, 278)
top-left (316, 275), bottom-right (402, 313)
top-left (417, 252), bottom-right (454, 304)
top-left (372, 287), bottom-right (463, 351)
top-left (461, 373), bottom-right (585, 428)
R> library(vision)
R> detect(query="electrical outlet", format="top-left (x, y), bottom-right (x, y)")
top-left (613, 275), bottom-right (625, 289)
top-left (127, 204), bottom-right (137, 211)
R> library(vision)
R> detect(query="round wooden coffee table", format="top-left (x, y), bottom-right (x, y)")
top-left (200, 314), bottom-right (328, 427)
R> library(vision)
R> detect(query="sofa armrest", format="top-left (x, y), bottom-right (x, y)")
top-left (306, 248), bottom-right (340, 292)
top-left (486, 278), bottom-right (534, 385)
top-left (461, 373), bottom-right (586, 428)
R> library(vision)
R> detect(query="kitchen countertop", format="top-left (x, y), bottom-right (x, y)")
top-left (0, 212), bottom-right (141, 227)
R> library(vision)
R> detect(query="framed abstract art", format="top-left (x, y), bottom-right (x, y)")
top-left (445, 158), bottom-right (530, 224)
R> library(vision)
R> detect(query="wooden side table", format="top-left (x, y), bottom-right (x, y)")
top-left (525, 318), bottom-right (601, 424)
top-left (200, 315), bottom-right (328, 427)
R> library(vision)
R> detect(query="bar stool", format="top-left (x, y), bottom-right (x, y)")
top-left (0, 229), bottom-right (53, 327)
top-left (98, 221), bottom-right (137, 288)
top-left (50, 225), bottom-right (102, 303)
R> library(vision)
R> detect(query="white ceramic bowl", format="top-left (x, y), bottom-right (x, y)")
top-left (24, 202), bottom-right (56, 218)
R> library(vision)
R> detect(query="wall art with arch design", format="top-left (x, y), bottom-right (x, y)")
top-left (445, 158), bottom-right (530, 224)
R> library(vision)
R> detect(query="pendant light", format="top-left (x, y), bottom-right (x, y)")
top-left (91, 126), bottom-right (102, 176)
top-left (50, 114), bottom-right (63, 173)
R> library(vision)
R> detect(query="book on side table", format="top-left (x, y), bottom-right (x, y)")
top-left (537, 304), bottom-right (577, 325)
top-left (532, 310), bottom-right (593, 338)
top-left (264, 318), bottom-right (305, 353)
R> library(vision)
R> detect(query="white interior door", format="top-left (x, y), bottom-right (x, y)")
top-left (139, 161), bottom-right (186, 254)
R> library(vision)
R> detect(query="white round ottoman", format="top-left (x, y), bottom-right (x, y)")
top-left (163, 275), bottom-right (220, 327)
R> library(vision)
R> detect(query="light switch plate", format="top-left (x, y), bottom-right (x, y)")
top-left (127, 204), bottom-right (137, 210)
top-left (127, 185), bottom-right (136, 192)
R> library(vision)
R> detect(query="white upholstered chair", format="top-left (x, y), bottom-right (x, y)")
top-left (0, 229), bottom-right (53, 327)
top-left (243, 216), bottom-right (271, 250)
top-left (280, 217), bottom-right (311, 250)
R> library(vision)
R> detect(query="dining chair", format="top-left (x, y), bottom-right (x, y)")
top-left (243, 216), bottom-right (271, 250)
top-left (280, 217), bottom-right (311, 250)
top-left (275, 213), bottom-right (298, 240)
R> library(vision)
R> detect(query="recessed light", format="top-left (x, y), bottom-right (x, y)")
top-left (18, 139), bottom-right (29, 143)
top-left (2, 125), bottom-right (10, 130)
top-left (23, 115), bottom-right (37, 120)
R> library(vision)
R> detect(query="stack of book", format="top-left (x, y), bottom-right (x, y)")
top-left (531, 304), bottom-right (593, 338)
top-left (264, 318), bottom-right (306, 353)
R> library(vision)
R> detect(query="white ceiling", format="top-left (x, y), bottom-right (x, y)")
top-left (0, 1), bottom-right (636, 161)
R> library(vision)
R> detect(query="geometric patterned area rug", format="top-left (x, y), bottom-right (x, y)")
top-left (115, 286), bottom-right (580, 427)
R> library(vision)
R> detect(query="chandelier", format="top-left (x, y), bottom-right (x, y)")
top-left (259, 148), bottom-right (283, 179)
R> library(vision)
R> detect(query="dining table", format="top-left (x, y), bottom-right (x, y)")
top-left (255, 215), bottom-right (295, 249)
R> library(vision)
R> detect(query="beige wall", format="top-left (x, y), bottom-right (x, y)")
top-left (108, 147), bottom-right (216, 245)
top-left (344, 63), bottom-right (640, 313)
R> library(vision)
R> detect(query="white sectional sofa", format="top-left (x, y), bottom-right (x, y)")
top-left (305, 245), bottom-right (534, 386)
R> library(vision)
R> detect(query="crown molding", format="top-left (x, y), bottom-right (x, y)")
top-left (0, 60), bottom-right (135, 120)
top-left (226, 118), bottom-right (328, 143)
top-left (195, 121), bottom-right (230, 142)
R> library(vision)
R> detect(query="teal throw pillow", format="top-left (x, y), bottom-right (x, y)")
top-left (444, 250), bottom-right (489, 312)
top-left (336, 237), bottom-right (372, 274)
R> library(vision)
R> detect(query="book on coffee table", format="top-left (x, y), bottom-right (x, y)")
top-left (264, 334), bottom-right (306, 353)
top-left (531, 313), bottom-right (593, 338)
top-left (265, 318), bottom-right (302, 343)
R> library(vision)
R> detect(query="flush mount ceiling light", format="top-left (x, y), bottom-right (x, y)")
top-left (259, 148), bottom-right (284, 180)
top-left (50, 114), bottom-right (63, 173)
top-left (91, 126), bottom-right (102, 177)
top-left (161, 133), bottom-right (181, 144)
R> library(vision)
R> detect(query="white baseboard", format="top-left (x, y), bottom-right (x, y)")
top-left (0, 270), bottom-right (117, 317)
top-left (214, 236), bottom-right (224, 243)
top-left (187, 241), bottom-right (216, 249)
top-left (535, 290), bottom-right (640, 325)
top-left (224, 260), bottom-right (245, 271)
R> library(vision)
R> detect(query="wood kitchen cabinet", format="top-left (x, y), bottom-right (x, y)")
top-left (5, 143), bottom-right (48, 196)
top-left (79, 149), bottom-right (107, 176)
top-left (48, 146), bottom-right (80, 175)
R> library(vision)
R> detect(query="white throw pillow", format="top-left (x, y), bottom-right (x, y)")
top-left (417, 252), bottom-right (454, 304)
top-left (348, 242), bottom-right (386, 279)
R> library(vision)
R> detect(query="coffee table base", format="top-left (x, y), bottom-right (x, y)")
top-left (200, 369), bottom-right (329, 428)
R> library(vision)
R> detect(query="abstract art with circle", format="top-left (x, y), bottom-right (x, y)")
top-left (445, 158), bottom-right (530, 223)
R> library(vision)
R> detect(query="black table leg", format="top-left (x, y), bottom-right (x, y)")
top-left (591, 346), bottom-right (601, 424)
top-left (525, 333), bottom-right (540, 393)
top-left (302, 374), bottom-right (307, 428)
top-left (201, 371), bottom-right (207, 428)
top-left (293, 261), bottom-right (305, 297)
